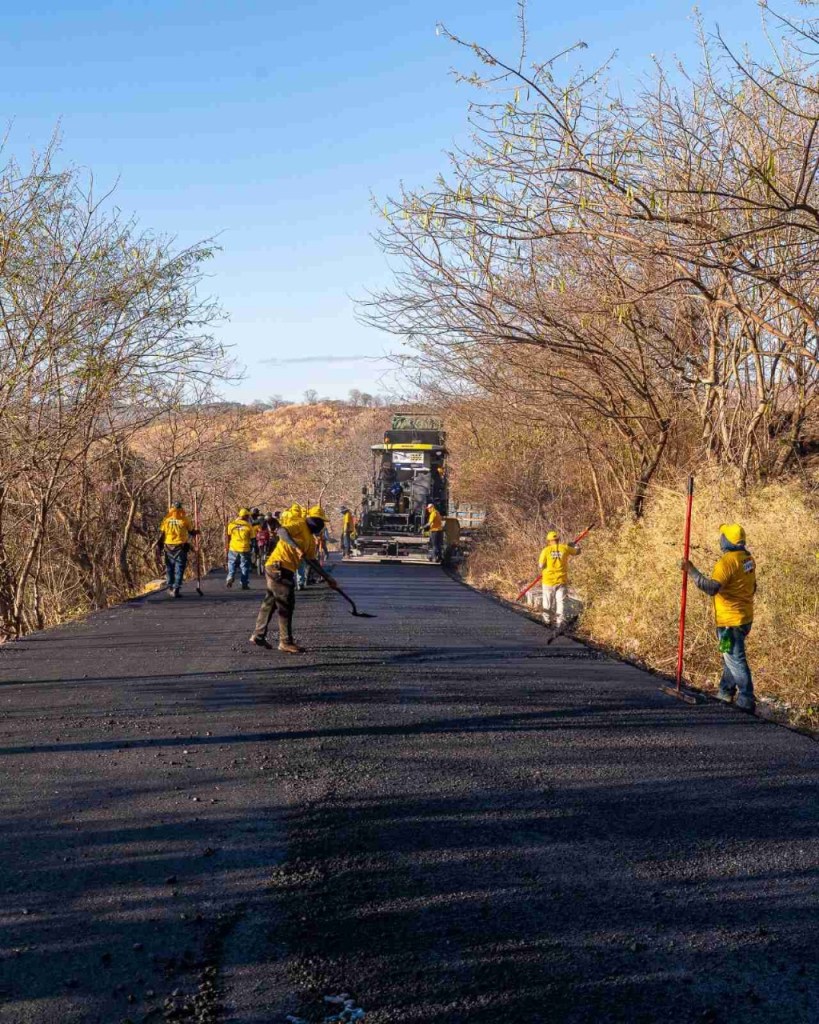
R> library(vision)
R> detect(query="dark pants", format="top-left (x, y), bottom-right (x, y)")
top-left (341, 532), bottom-right (352, 557)
top-left (428, 530), bottom-right (443, 562)
top-left (252, 566), bottom-right (296, 643)
top-left (716, 622), bottom-right (754, 708)
top-left (165, 545), bottom-right (188, 589)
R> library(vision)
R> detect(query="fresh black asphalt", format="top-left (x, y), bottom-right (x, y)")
top-left (1, 561), bottom-right (817, 1024)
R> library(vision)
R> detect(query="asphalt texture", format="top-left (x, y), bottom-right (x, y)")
top-left (1, 561), bottom-right (818, 1024)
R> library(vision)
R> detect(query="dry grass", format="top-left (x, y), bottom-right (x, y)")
top-left (466, 474), bottom-right (819, 727)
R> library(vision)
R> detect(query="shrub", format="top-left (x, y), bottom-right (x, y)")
top-left (467, 473), bottom-right (819, 727)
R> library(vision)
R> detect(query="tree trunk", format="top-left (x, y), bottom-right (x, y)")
top-left (630, 423), bottom-right (670, 519)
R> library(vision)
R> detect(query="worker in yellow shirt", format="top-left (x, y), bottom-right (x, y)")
top-left (538, 530), bottom-right (581, 630)
top-left (423, 503), bottom-right (444, 562)
top-left (682, 523), bottom-right (757, 712)
top-left (340, 506), bottom-right (354, 559)
top-left (249, 504), bottom-right (338, 653)
top-left (225, 507), bottom-right (258, 590)
top-left (156, 502), bottom-right (197, 599)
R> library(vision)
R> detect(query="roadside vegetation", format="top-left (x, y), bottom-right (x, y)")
top-left (0, 135), bottom-right (388, 640)
top-left (0, 142), bottom-right (239, 637)
top-left (364, 3), bottom-right (819, 721)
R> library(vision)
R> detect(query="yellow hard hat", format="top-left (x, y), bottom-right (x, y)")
top-left (307, 504), bottom-right (326, 520)
top-left (238, 507), bottom-right (251, 518)
top-left (720, 523), bottom-right (746, 545)
top-left (547, 530), bottom-right (559, 541)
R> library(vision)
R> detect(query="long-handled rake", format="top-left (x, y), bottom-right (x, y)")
top-left (333, 582), bottom-right (377, 618)
top-left (193, 492), bottom-right (203, 597)
top-left (285, 528), bottom-right (376, 618)
top-left (660, 476), bottom-right (699, 704)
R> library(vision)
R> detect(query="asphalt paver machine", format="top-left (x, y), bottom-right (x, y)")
top-left (357, 415), bottom-right (450, 563)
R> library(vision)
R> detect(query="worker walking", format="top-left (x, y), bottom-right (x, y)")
top-left (423, 503), bottom-right (444, 562)
top-left (225, 507), bottom-right (258, 590)
top-left (340, 506), bottom-right (354, 558)
top-left (681, 523), bottom-right (757, 712)
top-left (538, 530), bottom-right (581, 630)
top-left (250, 504), bottom-right (338, 653)
top-left (157, 501), bottom-right (197, 599)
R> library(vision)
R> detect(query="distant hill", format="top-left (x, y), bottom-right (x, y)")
top-left (251, 401), bottom-right (391, 450)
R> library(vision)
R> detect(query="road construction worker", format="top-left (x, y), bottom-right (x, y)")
top-left (250, 503), bottom-right (338, 653)
top-left (431, 464), bottom-right (446, 504)
top-left (681, 523), bottom-right (757, 712)
top-left (260, 516), bottom-right (273, 548)
top-left (255, 518), bottom-right (273, 576)
top-left (315, 524), bottom-right (329, 566)
top-left (423, 503), bottom-right (444, 562)
top-left (249, 507), bottom-right (264, 566)
top-left (538, 530), bottom-right (581, 629)
top-left (225, 508), bottom-right (258, 590)
top-left (340, 506), bottom-right (354, 558)
top-left (156, 502), bottom-right (197, 599)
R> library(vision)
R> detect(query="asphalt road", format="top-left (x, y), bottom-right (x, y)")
top-left (1, 561), bottom-right (817, 1024)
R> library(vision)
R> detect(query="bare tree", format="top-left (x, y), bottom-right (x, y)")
top-left (0, 145), bottom-right (233, 635)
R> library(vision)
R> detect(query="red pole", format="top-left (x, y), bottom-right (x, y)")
top-left (193, 492), bottom-right (203, 595)
top-left (675, 476), bottom-right (695, 691)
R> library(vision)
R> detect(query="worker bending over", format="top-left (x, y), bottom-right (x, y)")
top-left (423, 503), bottom-right (444, 562)
top-left (250, 504), bottom-right (338, 653)
top-left (538, 530), bottom-right (581, 630)
top-left (157, 502), bottom-right (198, 599)
top-left (681, 523), bottom-right (757, 712)
top-left (225, 507), bottom-right (258, 589)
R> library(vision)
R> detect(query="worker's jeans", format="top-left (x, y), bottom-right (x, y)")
top-left (227, 549), bottom-right (251, 587)
top-left (252, 567), bottom-right (296, 644)
top-left (341, 533), bottom-right (352, 557)
top-left (164, 545), bottom-right (188, 590)
top-left (542, 583), bottom-right (567, 627)
top-left (716, 623), bottom-right (754, 708)
top-left (428, 531), bottom-right (443, 562)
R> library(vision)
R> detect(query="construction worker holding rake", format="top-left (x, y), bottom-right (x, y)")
top-left (681, 522), bottom-right (757, 712)
top-left (538, 530), bottom-right (582, 633)
top-left (157, 501), bottom-right (198, 599)
top-left (248, 504), bottom-right (331, 653)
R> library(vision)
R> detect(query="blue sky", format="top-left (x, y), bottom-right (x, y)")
top-left (1, 0), bottom-right (776, 402)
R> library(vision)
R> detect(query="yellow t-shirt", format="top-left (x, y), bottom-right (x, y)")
top-left (226, 518), bottom-right (258, 553)
top-left (539, 543), bottom-right (576, 586)
top-left (160, 511), bottom-right (193, 546)
top-left (426, 508), bottom-right (443, 532)
top-left (342, 511), bottom-right (354, 535)
top-left (711, 550), bottom-right (756, 627)
top-left (266, 517), bottom-right (316, 573)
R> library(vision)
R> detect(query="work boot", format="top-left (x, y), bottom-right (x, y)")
top-left (225, 577), bottom-right (234, 589)
top-left (278, 640), bottom-right (305, 654)
top-left (173, 588), bottom-right (182, 599)
top-left (735, 697), bottom-right (756, 714)
top-left (167, 586), bottom-right (175, 597)
top-left (715, 686), bottom-right (736, 704)
top-left (241, 583), bottom-right (250, 590)
top-left (249, 635), bottom-right (273, 650)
